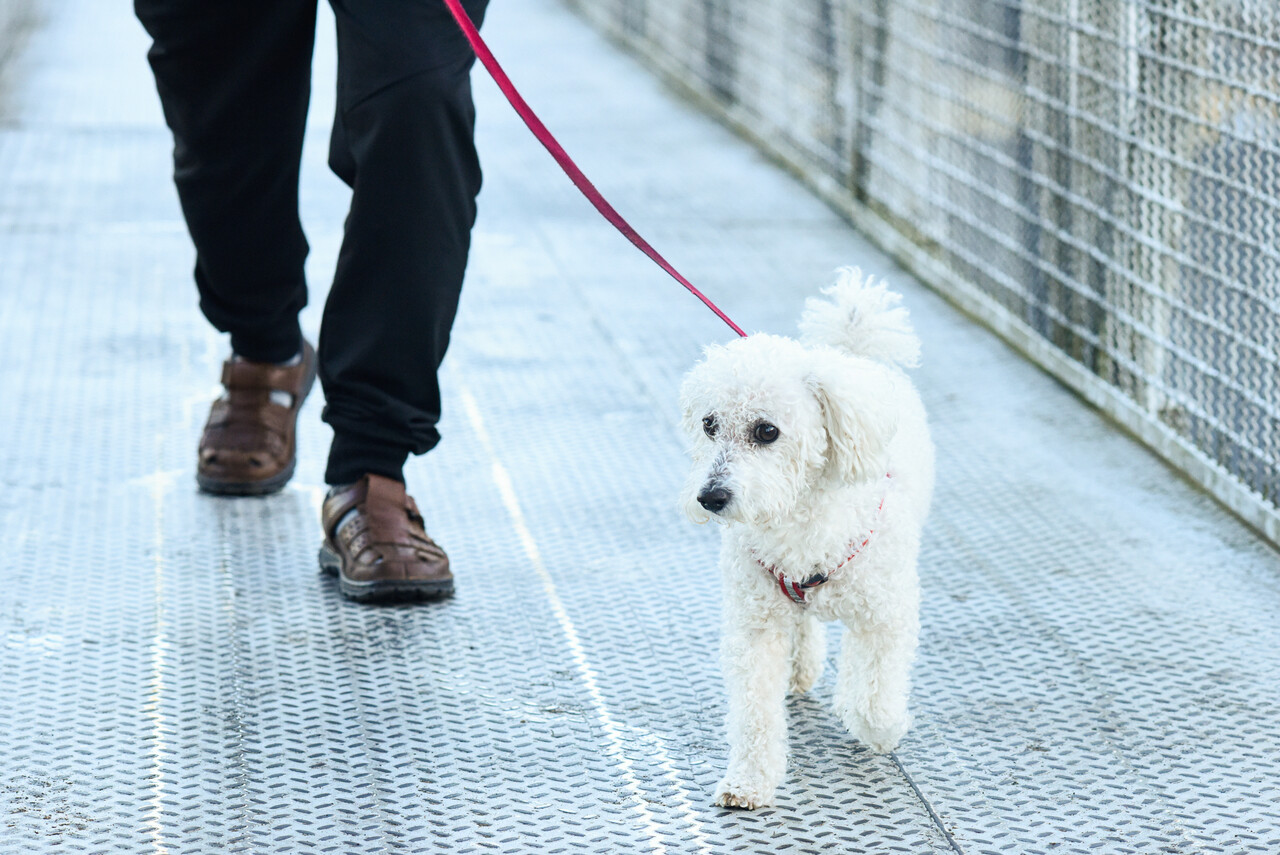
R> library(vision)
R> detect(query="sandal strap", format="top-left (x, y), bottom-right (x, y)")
top-left (363, 475), bottom-right (414, 538)
top-left (205, 397), bottom-right (296, 432)
top-left (202, 399), bottom-right (294, 453)
top-left (322, 479), bottom-right (369, 542)
top-left (221, 358), bottom-right (310, 398)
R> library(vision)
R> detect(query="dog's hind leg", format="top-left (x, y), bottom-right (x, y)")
top-left (714, 612), bottom-right (792, 809)
top-left (832, 615), bottom-right (918, 754)
top-left (788, 613), bottom-right (825, 695)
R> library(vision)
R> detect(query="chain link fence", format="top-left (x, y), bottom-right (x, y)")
top-left (567, 0), bottom-right (1280, 546)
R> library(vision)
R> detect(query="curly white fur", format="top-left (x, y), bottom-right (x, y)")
top-left (680, 268), bottom-right (935, 809)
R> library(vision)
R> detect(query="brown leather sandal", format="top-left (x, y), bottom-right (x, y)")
top-left (318, 474), bottom-right (454, 603)
top-left (196, 340), bottom-right (317, 496)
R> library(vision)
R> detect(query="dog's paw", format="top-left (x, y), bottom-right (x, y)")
top-left (855, 719), bottom-right (908, 754)
top-left (713, 777), bottom-right (775, 810)
top-left (839, 709), bottom-right (910, 754)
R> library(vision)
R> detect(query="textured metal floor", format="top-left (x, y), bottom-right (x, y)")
top-left (3, 1), bottom-right (1280, 853)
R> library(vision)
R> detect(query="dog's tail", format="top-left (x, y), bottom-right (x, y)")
top-left (798, 267), bottom-right (921, 368)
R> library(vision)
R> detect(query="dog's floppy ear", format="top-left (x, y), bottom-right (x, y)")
top-left (678, 351), bottom-right (718, 442)
top-left (806, 355), bottom-right (900, 485)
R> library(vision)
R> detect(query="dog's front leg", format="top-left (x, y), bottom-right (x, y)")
top-left (789, 613), bottom-right (825, 694)
top-left (832, 616), bottom-right (918, 753)
top-left (714, 609), bottom-right (792, 809)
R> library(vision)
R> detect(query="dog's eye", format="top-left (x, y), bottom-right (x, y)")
top-left (702, 416), bottom-right (718, 438)
top-left (753, 422), bottom-right (780, 444)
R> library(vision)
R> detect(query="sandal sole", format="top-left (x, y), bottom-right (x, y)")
top-left (197, 458), bottom-right (296, 496)
top-left (318, 543), bottom-right (455, 604)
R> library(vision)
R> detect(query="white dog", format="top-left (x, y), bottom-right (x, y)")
top-left (679, 268), bottom-right (934, 809)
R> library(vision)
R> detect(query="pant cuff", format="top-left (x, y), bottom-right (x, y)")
top-left (326, 431), bottom-right (411, 485)
top-left (229, 319), bottom-right (304, 364)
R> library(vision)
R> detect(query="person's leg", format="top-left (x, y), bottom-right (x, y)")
top-left (135, 0), bottom-right (318, 362)
top-left (315, 0), bottom-right (488, 603)
top-left (320, 0), bottom-right (489, 486)
top-left (137, 0), bottom-right (321, 495)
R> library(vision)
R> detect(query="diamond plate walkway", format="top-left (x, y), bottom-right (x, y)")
top-left (3, 1), bottom-right (1280, 853)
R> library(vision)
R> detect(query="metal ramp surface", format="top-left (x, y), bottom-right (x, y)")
top-left (2, 1), bottom-right (1280, 852)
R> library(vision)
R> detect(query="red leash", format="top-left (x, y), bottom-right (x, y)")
top-left (442, 0), bottom-right (747, 338)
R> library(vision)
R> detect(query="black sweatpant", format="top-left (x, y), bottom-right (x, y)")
top-left (135, 0), bottom-right (489, 485)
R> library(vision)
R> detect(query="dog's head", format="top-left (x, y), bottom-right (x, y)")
top-left (679, 334), bottom-right (901, 525)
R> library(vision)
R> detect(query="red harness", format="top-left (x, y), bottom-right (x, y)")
top-left (754, 474), bottom-right (892, 604)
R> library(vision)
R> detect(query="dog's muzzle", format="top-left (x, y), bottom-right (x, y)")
top-left (697, 484), bottom-right (732, 513)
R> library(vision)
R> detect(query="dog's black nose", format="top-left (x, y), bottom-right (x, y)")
top-left (697, 485), bottom-right (732, 513)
